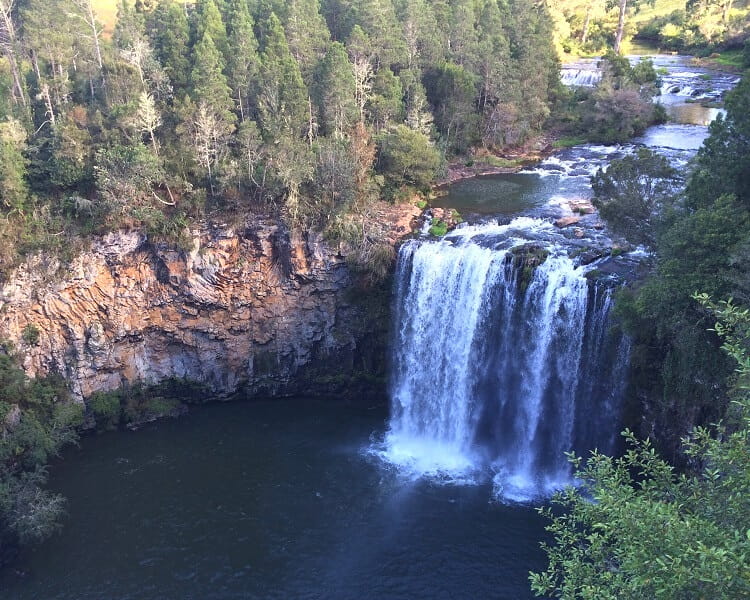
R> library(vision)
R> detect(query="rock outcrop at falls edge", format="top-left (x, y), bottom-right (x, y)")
top-left (0, 218), bottom-right (401, 404)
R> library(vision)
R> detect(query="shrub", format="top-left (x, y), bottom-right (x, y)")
top-left (21, 324), bottom-right (40, 346)
top-left (428, 218), bottom-right (448, 237)
top-left (88, 391), bottom-right (122, 432)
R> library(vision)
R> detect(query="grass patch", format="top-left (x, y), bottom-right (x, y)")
top-left (710, 50), bottom-right (744, 68)
top-left (92, 0), bottom-right (121, 36)
top-left (629, 0), bottom-right (688, 25)
top-left (483, 156), bottom-right (523, 168)
top-left (553, 135), bottom-right (587, 149)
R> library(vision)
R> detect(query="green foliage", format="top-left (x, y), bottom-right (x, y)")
top-left (21, 324), bottom-right (40, 347)
top-left (257, 13), bottom-right (308, 140)
top-left (553, 135), bottom-right (589, 148)
top-left (530, 296), bottom-right (750, 600)
top-left (427, 218), bottom-right (447, 237)
top-left (0, 0), bottom-right (566, 271)
top-left (581, 54), bottom-right (660, 143)
top-left (190, 32), bottom-right (234, 122)
top-left (87, 378), bottom-right (203, 429)
top-left (123, 392), bottom-right (182, 424)
top-left (591, 148), bottom-right (678, 246)
top-left (94, 142), bottom-right (167, 224)
top-left (0, 119), bottom-right (29, 214)
top-left (0, 349), bottom-right (81, 553)
top-left (611, 72), bottom-right (750, 458)
top-left (149, 0), bottom-right (191, 95)
top-left (377, 125), bottom-right (442, 193)
top-left (88, 390), bottom-right (121, 432)
top-left (314, 42), bottom-right (357, 137)
top-left (687, 75), bottom-right (750, 211)
top-left (424, 62), bottom-right (479, 153)
top-left (194, 0), bottom-right (230, 63)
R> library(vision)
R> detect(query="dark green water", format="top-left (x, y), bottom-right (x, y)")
top-left (1, 399), bottom-right (549, 599)
top-left (434, 173), bottom-right (561, 215)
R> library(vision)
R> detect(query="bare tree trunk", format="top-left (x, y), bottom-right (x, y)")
top-left (722, 0), bottom-right (733, 24)
top-left (74, 0), bottom-right (103, 70)
top-left (581, 4), bottom-right (593, 44)
top-left (40, 83), bottom-right (55, 126)
top-left (307, 96), bottom-right (315, 146)
top-left (0, 0), bottom-right (26, 106)
top-left (614, 0), bottom-right (628, 54)
top-left (238, 88), bottom-right (245, 122)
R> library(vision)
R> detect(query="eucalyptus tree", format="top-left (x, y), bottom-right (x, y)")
top-left (609, 0), bottom-right (654, 53)
top-left (346, 25), bottom-right (374, 123)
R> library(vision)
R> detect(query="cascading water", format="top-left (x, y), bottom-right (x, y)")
top-left (378, 220), bottom-right (630, 501)
top-left (560, 68), bottom-right (603, 87)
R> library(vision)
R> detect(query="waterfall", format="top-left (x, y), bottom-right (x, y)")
top-left (560, 68), bottom-right (603, 87)
top-left (381, 225), bottom-right (629, 501)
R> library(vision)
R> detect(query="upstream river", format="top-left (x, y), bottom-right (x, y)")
top-left (0, 55), bottom-right (737, 599)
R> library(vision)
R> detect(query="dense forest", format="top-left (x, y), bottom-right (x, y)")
top-left (0, 0), bottom-right (565, 278)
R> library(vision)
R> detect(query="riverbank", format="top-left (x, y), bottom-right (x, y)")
top-left (437, 134), bottom-right (559, 186)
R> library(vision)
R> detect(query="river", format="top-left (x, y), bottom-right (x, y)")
top-left (1, 55), bottom-right (736, 599)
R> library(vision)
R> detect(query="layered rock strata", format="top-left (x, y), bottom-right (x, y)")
top-left (0, 220), bottom-right (391, 402)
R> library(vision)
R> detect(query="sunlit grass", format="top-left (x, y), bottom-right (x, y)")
top-left (630, 0), bottom-right (687, 25)
top-left (710, 49), bottom-right (744, 68)
top-left (91, 0), bottom-right (119, 35)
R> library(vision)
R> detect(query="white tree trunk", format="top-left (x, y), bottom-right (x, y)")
top-left (614, 0), bottom-right (628, 54)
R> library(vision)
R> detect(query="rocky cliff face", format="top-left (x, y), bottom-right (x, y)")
top-left (0, 220), bottom-right (393, 403)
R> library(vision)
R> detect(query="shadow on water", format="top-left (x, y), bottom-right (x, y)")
top-left (1, 399), bottom-right (549, 600)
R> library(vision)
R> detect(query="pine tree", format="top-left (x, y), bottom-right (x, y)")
top-left (394, 0), bottom-right (443, 70)
top-left (353, 0), bottom-right (407, 69)
top-left (256, 13), bottom-right (308, 140)
top-left (475, 0), bottom-right (510, 112)
top-left (320, 0), bottom-right (356, 41)
top-left (225, 0), bottom-right (260, 121)
top-left (191, 32), bottom-right (233, 116)
top-left (368, 67), bottom-right (404, 131)
top-left (447, 0), bottom-right (479, 70)
top-left (315, 41), bottom-right (357, 137)
top-left (194, 0), bottom-right (230, 65)
top-left (150, 0), bottom-right (191, 96)
top-left (284, 0), bottom-right (331, 87)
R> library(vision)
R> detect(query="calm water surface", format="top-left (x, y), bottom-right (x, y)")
top-left (1, 399), bottom-right (549, 599)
